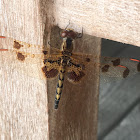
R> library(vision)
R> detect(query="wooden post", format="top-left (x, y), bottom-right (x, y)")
top-left (0, 0), bottom-right (100, 139)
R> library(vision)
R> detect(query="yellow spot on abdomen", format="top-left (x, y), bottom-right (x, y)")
top-left (57, 87), bottom-right (62, 94)
top-left (59, 73), bottom-right (64, 80)
top-left (58, 80), bottom-right (63, 87)
top-left (56, 94), bottom-right (60, 100)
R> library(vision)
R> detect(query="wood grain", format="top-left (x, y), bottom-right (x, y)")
top-left (54, 0), bottom-right (140, 47)
top-left (0, 1), bottom-right (101, 139)
top-left (0, 39), bottom-right (48, 139)
top-left (1, 0), bottom-right (140, 46)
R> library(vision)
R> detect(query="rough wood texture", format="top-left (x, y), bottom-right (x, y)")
top-left (54, 0), bottom-right (140, 47)
top-left (0, 0), bottom-right (101, 139)
top-left (0, 39), bottom-right (48, 139)
top-left (0, 0), bottom-right (54, 44)
top-left (1, 0), bottom-right (140, 46)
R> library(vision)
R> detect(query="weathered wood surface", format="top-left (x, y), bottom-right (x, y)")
top-left (0, 39), bottom-right (48, 139)
top-left (0, 0), bottom-right (101, 139)
top-left (1, 0), bottom-right (140, 46)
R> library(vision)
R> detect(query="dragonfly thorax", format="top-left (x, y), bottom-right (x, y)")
top-left (62, 38), bottom-right (73, 52)
top-left (62, 50), bottom-right (72, 56)
top-left (60, 56), bottom-right (71, 67)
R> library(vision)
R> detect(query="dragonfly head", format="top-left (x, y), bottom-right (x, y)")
top-left (61, 29), bottom-right (83, 52)
top-left (61, 29), bottom-right (78, 40)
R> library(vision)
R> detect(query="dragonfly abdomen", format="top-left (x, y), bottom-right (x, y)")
top-left (54, 67), bottom-right (65, 109)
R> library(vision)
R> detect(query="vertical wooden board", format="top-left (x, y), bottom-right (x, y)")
top-left (0, 39), bottom-right (49, 139)
top-left (0, 0), bottom-right (54, 44)
top-left (47, 26), bottom-right (101, 140)
top-left (0, 0), bottom-right (53, 139)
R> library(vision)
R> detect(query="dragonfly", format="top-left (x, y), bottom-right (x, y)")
top-left (0, 28), bottom-right (93, 109)
top-left (0, 29), bottom-right (140, 109)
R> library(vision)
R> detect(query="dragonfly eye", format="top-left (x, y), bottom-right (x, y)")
top-left (67, 30), bottom-right (77, 39)
top-left (61, 30), bottom-right (78, 39)
top-left (61, 31), bottom-right (68, 38)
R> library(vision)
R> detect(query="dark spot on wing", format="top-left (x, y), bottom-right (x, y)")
top-left (86, 57), bottom-right (90, 62)
top-left (14, 41), bottom-right (23, 49)
top-left (111, 58), bottom-right (120, 66)
top-left (137, 62), bottom-right (140, 72)
top-left (123, 68), bottom-right (130, 78)
top-left (102, 65), bottom-right (110, 72)
top-left (17, 52), bottom-right (25, 61)
top-left (42, 50), bottom-right (48, 55)
top-left (42, 66), bottom-right (58, 78)
top-left (69, 61), bottom-right (85, 70)
top-left (67, 71), bottom-right (85, 82)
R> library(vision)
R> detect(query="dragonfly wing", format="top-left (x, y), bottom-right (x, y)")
top-left (0, 37), bottom-right (62, 80)
top-left (42, 55), bottom-right (62, 78)
top-left (42, 67), bottom-right (59, 78)
top-left (13, 39), bottom-right (62, 54)
top-left (66, 56), bottom-right (91, 83)
top-left (66, 52), bottom-right (97, 83)
top-left (100, 56), bottom-right (140, 82)
top-left (71, 52), bottom-right (94, 64)
top-left (67, 70), bottom-right (85, 83)
top-left (0, 37), bottom-right (62, 60)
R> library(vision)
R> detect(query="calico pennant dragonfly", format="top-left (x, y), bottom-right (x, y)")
top-left (0, 28), bottom-right (94, 109)
top-left (0, 29), bottom-right (140, 109)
